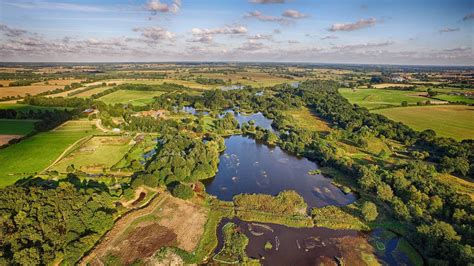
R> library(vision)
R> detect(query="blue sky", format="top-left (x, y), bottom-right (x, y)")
top-left (0, 0), bottom-right (473, 65)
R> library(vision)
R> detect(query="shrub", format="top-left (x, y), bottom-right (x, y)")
top-left (361, 201), bottom-right (378, 222)
top-left (171, 183), bottom-right (194, 199)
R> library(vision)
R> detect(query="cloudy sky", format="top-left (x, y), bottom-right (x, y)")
top-left (1, 0), bottom-right (473, 65)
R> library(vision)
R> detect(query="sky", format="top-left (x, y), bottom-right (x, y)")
top-left (0, 0), bottom-right (473, 65)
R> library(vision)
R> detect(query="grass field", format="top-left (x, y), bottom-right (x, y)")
top-left (373, 105), bottom-right (474, 140)
top-left (438, 174), bottom-right (474, 200)
top-left (51, 136), bottom-right (133, 173)
top-left (0, 103), bottom-right (70, 112)
top-left (0, 119), bottom-right (38, 135)
top-left (283, 107), bottom-right (332, 133)
top-left (339, 88), bottom-right (438, 109)
top-left (0, 120), bottom-right (100, 187)
top-left (99, 90), bottom-right (166, 106)
top-left (433, 94), bottom-right (474, 104)
top-left (73, 86), bottom-right (113, 98)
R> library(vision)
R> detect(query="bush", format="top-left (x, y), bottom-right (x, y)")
top-left (171, 183), bottom-right (194, 199)
top-left (361, 201), bottom-right (378, 222)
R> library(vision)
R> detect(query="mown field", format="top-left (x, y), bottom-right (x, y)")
top-left (283, 107), bottom-right (331, 133)
top-left (433, 94), bottom-right (474, 104)
top-left (373, 105), bottom-right (474, 140)
top-left (338, 88), bottom-right (438, 109)
top-left (0, 120), bottom-right (100, 187)
top-left (99, 90), bottom-right (166, 106)
top-left (0, 79), bottom-right (83, 97)
top-left (0, 119), bottom-right (38, 135)
top-left (51, 136), bottom-right (133, 173)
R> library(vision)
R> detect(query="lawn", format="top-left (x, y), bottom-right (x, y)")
top-left (0, 119), bottom-right (38, 135)
top-left (373, 105), bottom-right (474, 140)
top-left (283, 107), bottom-right (332, 133)
top-left (51, 136), bottom-right (133, 173)
top-left (339, 88), bottom-right (435, 109)
top-left (0, 120), bottom-right (100, 187)
top-left (99, 90), bottom-right (166, 106)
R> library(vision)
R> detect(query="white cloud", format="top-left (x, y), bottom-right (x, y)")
top-left (146, 0), bottom-right (181, 14)
top-left (244, 10), bottom-right (292, 25)
top-left (438, 27), bottom-right (460, 33)
top-left (329, 18), bottom-right (378, 31)
top-left (282, 9), bottom-right (307, 19)
top-left (249, 0), bottom-right (285, 4)
top-left (0, 24), bottom-right (28, 37)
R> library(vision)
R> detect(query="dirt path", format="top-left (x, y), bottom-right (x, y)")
top-left (95, 119), bottom-right (109, 133)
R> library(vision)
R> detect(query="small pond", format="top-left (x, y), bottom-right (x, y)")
top-left (221, 110), bottom-right (275, 132)
top-left (214, 218), bottom-right (418, 266)
top-left (204, 135), bottom-right (355, 208)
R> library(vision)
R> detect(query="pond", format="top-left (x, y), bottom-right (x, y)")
top-left (179, 106), bottom-right (209, 115)
top-left (213, 218), bottom-right (412, 266)
top-left (204, 135), bottom-right (355, 208)
top-left (221, 110), bottom-right (275, 132)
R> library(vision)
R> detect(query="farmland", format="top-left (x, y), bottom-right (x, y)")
top-left (0, 119), bottom-right (37, 135)
top-left (338, 87), bottom-right (439, 109)
top-left (0, 120), bottom-right (100, 187)
top-left (0, 79), bottom-right (83, 98)
top-left (99, 90), bottom-right (166, 106)
top-left (50, 136), bottom-right (133, 173)
top-left (373, 105), bottom-right (474, 140)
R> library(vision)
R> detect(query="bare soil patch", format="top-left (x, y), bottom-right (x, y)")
top-left (111, 223), bottom-right (177, 265)
top-left (0, 134), bottom-right (23, 145)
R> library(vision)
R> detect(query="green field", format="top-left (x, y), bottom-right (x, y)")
top-left (51, 136), bottom-right (133, 173)
top-left (433, 94), bottom-right (474, 104)
top-left (0, 119), bottom-right (38, 135)
top-left (339, 88), bottom-right (433, 109)
top-left (0, 103), bottom-right (69, 112)
top-left (0, 120), bottom-right (100, 187)
top-left (99, 90), bottom-right (165, 106)
top-left (373, 105), bottom-right (474, 140)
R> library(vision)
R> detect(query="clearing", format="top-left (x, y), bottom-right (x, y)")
top-left (373, 105), bottom-right (474, 140)
top-left (82, 193), bottom-right (208, 265)
top-left (283, 107), bottom-right (332, 133)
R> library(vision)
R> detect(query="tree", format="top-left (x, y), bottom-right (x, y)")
top-left (171, 183), bottom-right (194, 199)
top-left (361, 201), bottom-right (378, 222)
top-left (376, 183), bottom-right (394, 201)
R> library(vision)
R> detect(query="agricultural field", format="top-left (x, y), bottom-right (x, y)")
top-left (0, 120), bottom-right (101, 187)
top-left (373, 105), bottom-right (474, 140)
top-left (338, 88), bottom-right (441, 109)
top-left (99, 90), bottom-right (166, 106)
top-left (433, 94), bottom-right (474, 104)
top-left (72, 86), bottom-right (113, 98)
top-left (0, 79), bottom-right (83, 98)
top-left (0, 119), bottom-right (37, 135)
top-left (50, 136), bottom-right (133, 173)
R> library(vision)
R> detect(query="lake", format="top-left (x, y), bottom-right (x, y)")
top-left (204, 135), bottom-right (355, 208)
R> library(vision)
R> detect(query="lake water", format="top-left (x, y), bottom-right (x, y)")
top-left (204, 135), bottom-right (355, 208)
top-left (221, 110), bottom-right (275, 132)
top-left (213, 218), bottom-right (417, 266)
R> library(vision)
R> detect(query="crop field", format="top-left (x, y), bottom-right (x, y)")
top-left (283, 107), bottom-right (332, 133)
top-left (0, 119), bottom-right (37, 135)
top-left (0, 103), bottom-right (71, 112)
top-left (51, 136), bottom-right (133, 173)
top-left (72, 86), bottom-right (113, 98)
top-left (0, 79), bottom-right (83, 98)
top-left (338, 88), bottom-right (438, 109)
top-left (99, 90), bottom-right (166, 106)
top-left (0, 120), bottom-right (100, 187)
top-left (373, 105), bottom-right (474, 140)
top-left (105, 79), bottom-right (215, 89)
top-left (197, 71), bottom-right (295, 87)
top-left (372, 83), bottom-right (413, 88)
top-left (83, 193), bottom-right (208, 265)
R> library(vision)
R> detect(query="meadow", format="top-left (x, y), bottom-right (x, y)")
top-left (338, 88), bottom-right (435, 109)
top-left (283, 107), bottom-right (331, 133)
top-left (51, 136), bottom-right (133, 173)
top-left (0, 119), bottom-right (38, 135)
top-left (0, 120), bottom-right (100, 187)
top-left (99, 90), bottom-right (166, 106)
top-left (373, 105), bottom-right (474, 140)
top-left (433, 94), bottom-right (474, 104)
